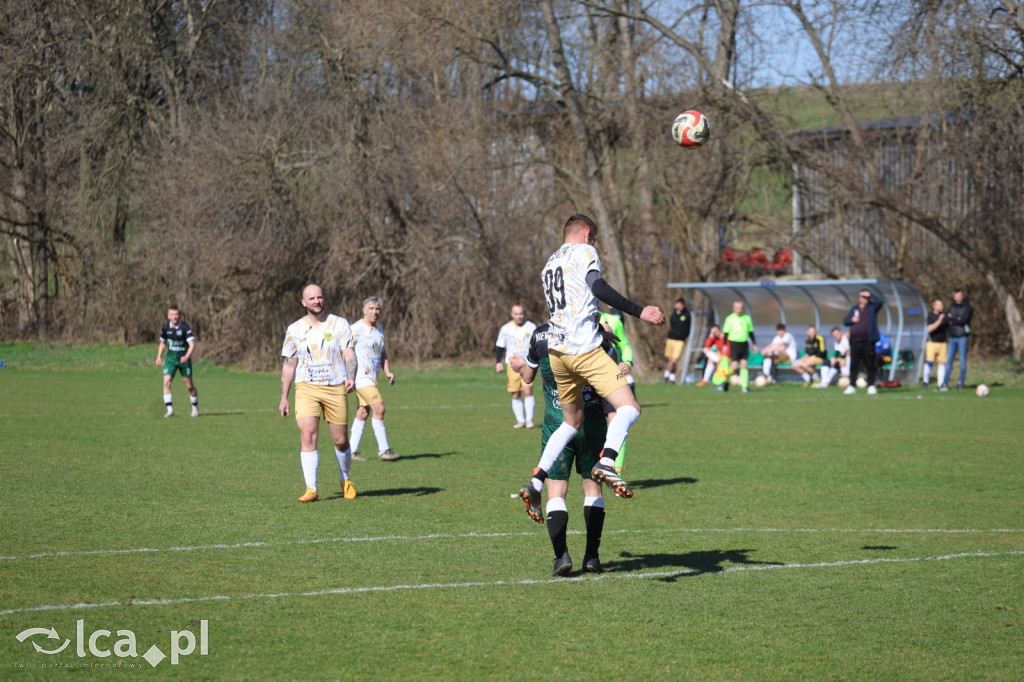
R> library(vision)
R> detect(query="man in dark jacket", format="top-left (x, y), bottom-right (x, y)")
top-left (942, 289), bottom-right (973, 391)
top-left (843, 289), bottom-right (884, 395)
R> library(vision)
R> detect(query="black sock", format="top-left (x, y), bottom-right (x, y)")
top-left (600, 448), bottom-right (617, 462)
top-left (534, 468), bottom-right (548, 483)
top-left (547, 509), bottom-right (569, 557)
top-left (584, 503), bottom-right (605, 557)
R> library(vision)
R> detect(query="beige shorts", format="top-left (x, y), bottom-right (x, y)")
top-left (354, 385), bottom-right (383, 408)
top-left (925, 341), bottom-right (948, 364)
top-left (664, 338), bottom-right (685, 360)
top-left (294, 383), bottom-right (348, 425)
top-left (506, 363), bottom-right (533, 393)
top-left (549, 346), bottom-right (628, 406)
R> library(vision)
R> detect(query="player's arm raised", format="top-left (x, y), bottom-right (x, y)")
top-left (585, 270), bottom-right (665, 325)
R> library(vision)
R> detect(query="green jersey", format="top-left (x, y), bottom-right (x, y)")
top-left (598, 312), bottom-right (633, 366)
top-left (722, 312), bottom-right (755, 343)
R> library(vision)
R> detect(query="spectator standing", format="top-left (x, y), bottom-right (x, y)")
top-left (923, 299), bottom-right (950, 389)
top-left (842, 289), bottom-right (884, 395)
top-left (942, 289), bottom-right (973, 391)
top-left (663, 298), bottom-right (691, 384)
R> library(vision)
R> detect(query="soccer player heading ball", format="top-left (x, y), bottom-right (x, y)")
top-left (514, 214), bottom-right (665, 522)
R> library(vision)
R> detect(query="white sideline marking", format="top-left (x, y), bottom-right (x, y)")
top-left (3, 527), bottom-right (1021, 562)
top-left (2, 550), bottom-right (1021, 617)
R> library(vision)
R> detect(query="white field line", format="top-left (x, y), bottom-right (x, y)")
top-left (2, 550), bottom-right (1021, 617)
top-left (2, 527), bottom-right (1021, 562)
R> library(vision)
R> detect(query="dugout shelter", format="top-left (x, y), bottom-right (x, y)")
top-left (666, 279), bottom-right (927, 384)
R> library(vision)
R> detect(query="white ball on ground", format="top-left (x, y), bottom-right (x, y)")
top-left (975, 384), bottom-right (989, 397)
top-left (837, 376), bottom-right (851, 389)
top-left (729, 374), bottom-right (742, 386)
top-left (754, 375), bottom-right (768, 388)
top-left (856, 376), bottom-right (868, 389)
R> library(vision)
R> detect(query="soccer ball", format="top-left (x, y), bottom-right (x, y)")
top-left (837, 376), bottom-right (851, 389)
top-left (671, 110), bottom-right (710, 148)
top-left (729, 374), bottom-right (742, 386)
top-left (975, 384), bottom-right (989, 397)
top-left (855, 376), bottom-right (868, 389)
top-left (754, 375), bottom-right (768, 388)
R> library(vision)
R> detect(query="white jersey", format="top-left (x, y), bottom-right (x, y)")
top-left (281, 314), bottom-right (353, 386)
top-left (771, 332), bottom-right (798, 360)
top-left (833, 333), bottom-right (850, 357)
top-left (495, 320), bottom-right (537, 363)
top-left (351, 319), bottom-right (386, 389)
top-left (541, 242), bottom-right (602, 354)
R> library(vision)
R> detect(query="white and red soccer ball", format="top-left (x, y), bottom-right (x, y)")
top-left (672, 110), bottom-right (711, 148)
top-left (975, 384), bottom-right (989, 397)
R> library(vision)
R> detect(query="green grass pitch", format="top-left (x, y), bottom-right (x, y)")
top-left (1, 344), bottom-right (1022, 679)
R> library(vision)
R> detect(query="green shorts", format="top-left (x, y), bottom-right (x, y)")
top-left (163, 356), bottom-right (193, 378)
top-left (543, 418), bottom-right (607, 481)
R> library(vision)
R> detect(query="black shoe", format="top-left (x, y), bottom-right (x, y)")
top-left (518, 483), bottom-right (544, 523)
top-left (583, 554), bottom-right (603, 573)
top-left (552, 551), bottom-right (573, 577)
top-left (591, 462), bottom-right (633, 499)
top-left (955, 382), bottom-right (964, 391)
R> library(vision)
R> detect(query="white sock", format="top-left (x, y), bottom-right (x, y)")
top-left (334, 447), bottom-right (352, 481)
top-left (668, 373), bottom-right (676, 383)
top-left (801, 372), bottom-right (812, 382)
top-left (537, 423), bottom-right (579, 473)
top-left (583, 496), bottom-right (604, 509)
top-left (190, 395), bottom-right (198, 405)
top-left (511, 398), bottom-right (525, 423)
top-left (349, 418), bottom-right (366, 453)
top-left (937, 364), bottom-right (947, 386)
top-left (604, 404), bottom-right (640, 453)
top-left (524, 395), bottom-right (535, 422)
top-left (664, 370), bottom-right (670, 379)
top-left (546, 496), bottom-right (568, 516)
top-left (301, 450), bottom-right (318, 489)
top-left (371, 418), bottom-right (390, 453)
top-left (703, 364), bottom-right (715, 382)
top-left (820, 367), bottom-right (835, 387)
top-left (163, 394), bottom-right (173, 407)
top-left (923, 362), bottom-right (932, 384)
top-left (763, 358), bottom-right (772, 375)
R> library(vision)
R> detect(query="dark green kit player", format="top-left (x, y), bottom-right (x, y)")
top-left (156, 305), bottom-right (199, 417)
top-left (508, 322), bottom-right (609, 577)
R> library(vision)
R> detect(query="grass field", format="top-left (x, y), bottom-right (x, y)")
top-left (1, 343), bottom-right (1022, 679)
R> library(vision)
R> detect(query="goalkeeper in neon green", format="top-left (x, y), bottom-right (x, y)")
top-left (598, 310), bottom-right (635, 472)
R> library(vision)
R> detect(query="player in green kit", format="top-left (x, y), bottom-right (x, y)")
top-left (509, 323), bottom-right (609, 576)
top-left (156, 305), bottom-right (199, 417)
top-left (722, 301), bottom-right (758, 394)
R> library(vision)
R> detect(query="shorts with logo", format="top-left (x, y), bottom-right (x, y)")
top-left (295, 383), bottom-right (348, 424)
top-left (354, 385), bottom-right (383, 407)
top-left (505, 363), bottom-right (533, 393)
top-left (549, 346), bottom-right (628, 406)
top-left (664, 338), bottom-right (685, 359)
top-left (543, 419), bottom-right (606, 481)
top-left (163, 356), bottom-right (192, 378)
top-left (925, 341), bottom-right (948, 364)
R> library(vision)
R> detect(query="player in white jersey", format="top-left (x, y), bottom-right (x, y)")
top-left (348, 296), bottom-right (400, 462)
top-left (279, 284), bottom-right (358, 503)
top-left (516, 214), bottom-right (665, 521)
top-left (495, 304), bottom-right (537, 428)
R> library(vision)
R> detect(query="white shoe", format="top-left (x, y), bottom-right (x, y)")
top-left (525, 421), bottom-right (534, 429)
top-left (866, 385), bottom-right (877, 395)
top-left (843, 386), bottom-right (856, 395)
top-left (165, 407), bottom-right (174, 418)
top-left (191, 406), bottom-right (199, 417)
top-left (513, 422), bottom-right (526, 429)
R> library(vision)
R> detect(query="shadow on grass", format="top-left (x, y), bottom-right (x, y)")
top-left (861, 545), bottom-right (898, 550)
top-left (628, 476), bottom-right (698, 490)
top-left (605, 548), bottom-right (782, 579)
top-left (327, 487), bottom-right (444, 499)
top-left (388, 452), bottom-right (458, 461)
